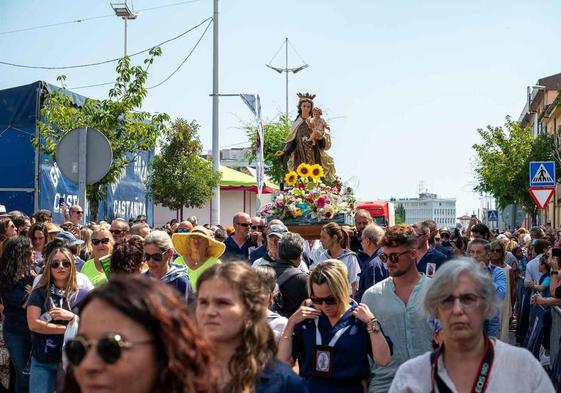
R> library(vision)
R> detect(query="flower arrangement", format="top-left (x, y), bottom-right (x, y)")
top-left (261, 163), bottom-right (355, 224)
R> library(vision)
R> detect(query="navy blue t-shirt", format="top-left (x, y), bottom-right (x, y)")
top-left (223, 236), bottom-right (255, 262)
top-left (27, 287), bottom-right (89, 363)
top-left (255, 359), bottom-right (309, 393)
top-left (416, 247), bottom-right (447, 277)
top-left (292, 301), bottom-right (392, 392)
top-left (1, 276), bottom-right (34, 335)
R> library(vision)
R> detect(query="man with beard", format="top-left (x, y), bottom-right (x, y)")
top-left (361, 224), bottom-right (434, 393)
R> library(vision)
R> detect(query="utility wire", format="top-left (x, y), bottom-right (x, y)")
top-left (147, 17), bottom-right (212, 89)
top-left (71, 17), bottom-right (212, 90)
top-left (0, 0), bottom-right (204, 36)
top-left (266, 40), bottom-right (285, 65)
top-left (0, 17), bottom-right (212, 70)
top-left (287, 39), bottom-right (307, 65)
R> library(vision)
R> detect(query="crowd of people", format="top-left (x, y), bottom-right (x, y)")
top-left (0, 204), bottom-right (559, 392)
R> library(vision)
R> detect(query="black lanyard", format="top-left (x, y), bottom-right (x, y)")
top-left (430, 337), bottom-right (494, 393)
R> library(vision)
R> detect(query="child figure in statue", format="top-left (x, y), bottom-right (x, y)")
top-left (306, 107), bottom-right (330, 146)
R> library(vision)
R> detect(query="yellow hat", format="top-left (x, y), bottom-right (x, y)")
top-left (45, 222), bottom-right (62, 233)
top-left (172, 226), bottom-right (225, 259)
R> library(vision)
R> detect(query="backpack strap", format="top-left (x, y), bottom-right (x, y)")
top-left (277, 267), bottom-right (302, 287)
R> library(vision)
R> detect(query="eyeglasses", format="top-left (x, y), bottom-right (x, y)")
top-left (175, 228), bottom-right (190, 233)
top-left (110, 229), bottom-right (127, 235)
top-left (236, 222), bottom-right (251, 228)
top-left (51, 259), bottom-right (71, 269)
top-left (379, 250), bottom-right (411, 263)
top-left (439, 293), bottom-right (480, 310)
top-left (251, 225), bottom-right (264, 230)
top-left (144, 251), bottom-right (167, 262)
top-left (92, 238), bottom-right (110, 245)
top-left (65, 333), bottom-right (152, 366)
top-left (310, 295), bottom-right (338, 305)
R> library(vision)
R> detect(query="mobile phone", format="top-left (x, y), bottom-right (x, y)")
top-left (58, 197), bottom-right (65, 207)
top-left (552, 248), bottom-right (561, 258)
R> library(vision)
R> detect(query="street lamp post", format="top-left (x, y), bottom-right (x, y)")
top-left (111, 2), bottom-right (138, 58)
top-left (266, 38), bottom-right (308, 121)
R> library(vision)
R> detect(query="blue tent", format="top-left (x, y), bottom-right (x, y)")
top-left (0, 81), bottom-right (153, 224)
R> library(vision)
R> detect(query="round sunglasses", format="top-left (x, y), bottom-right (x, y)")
top-left (51, 259), bottom-right (71, 269)
top-left (65, 333), bottom-right (152, 366)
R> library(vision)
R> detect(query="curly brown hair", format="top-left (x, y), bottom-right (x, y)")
top-left (64, 275), bottom-right (217, 393)
top-left (110, 236), bottom-right (145, 274)
top-left (380, 224), bottom-right (417, 248)
top-left (196, 262), bottom-right (276, 393)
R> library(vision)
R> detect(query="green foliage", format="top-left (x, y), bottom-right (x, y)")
top-left (244, 114), bottom-right (290, 184)
top-left (148, 119), bottom-right (221, 214)
top-left (395, 203), bottom-right (406, 224)
top-left (472, 116), bottom-right (560, 218)
top-left (37, 47), bottom-right (169, 220)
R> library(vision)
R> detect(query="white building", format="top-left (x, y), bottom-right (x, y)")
top-left (395, 193), bottom-right (457, 228)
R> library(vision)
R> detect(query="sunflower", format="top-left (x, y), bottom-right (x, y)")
top-left (296, 163), bottom-right (312, 178)
top-left (284, 171), bottom-right (298, 186)
top-left (309, 164), bottom-right (324, 181)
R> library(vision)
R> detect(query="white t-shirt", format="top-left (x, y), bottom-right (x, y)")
top-left (389, 339), bottom-right (554, 393)
top-left (32, 272), bottom-right (94, 291)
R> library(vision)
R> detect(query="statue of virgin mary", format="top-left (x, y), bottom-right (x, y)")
top-left (275, 93), bottom-right (336, 181)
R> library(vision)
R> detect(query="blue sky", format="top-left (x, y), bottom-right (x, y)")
top-left (2, 0), bottom-right (561, 217)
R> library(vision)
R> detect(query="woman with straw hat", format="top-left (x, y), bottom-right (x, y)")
top-left (172, 226), bottom-right (225, 289)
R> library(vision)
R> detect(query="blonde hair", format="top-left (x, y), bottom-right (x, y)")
top-left (36, 247), bottom-right (79, 309)
top-left (80, 227), bottom-right (94, 255)
top-left (308, 260), bottom-right (350, 307)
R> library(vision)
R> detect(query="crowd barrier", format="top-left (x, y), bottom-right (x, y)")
top-left (551, 306), bottom-right (561, 361)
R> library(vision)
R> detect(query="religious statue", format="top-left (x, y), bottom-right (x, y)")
top-left (275, 93), bottom-right (336, 181)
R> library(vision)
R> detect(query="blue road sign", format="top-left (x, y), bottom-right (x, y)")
top-left (487, 210), bottom-right (498, 221)
top-left (529, 161), bottom-right (556, 187)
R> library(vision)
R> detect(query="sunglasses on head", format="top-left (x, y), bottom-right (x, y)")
top-left (310, 295), bottom-right (338, 305)
top-left (144, 251), bottom-right (167, 262)
top-left (92, 238), bottom-right (110, 245)
top-left (51, 259), bottom-right (71, 269)
top-left (237, 222), bottom-right (251, 228)
top-left (65, 333), bottom-right (152, 366)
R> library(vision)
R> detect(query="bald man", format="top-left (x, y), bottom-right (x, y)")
top-left (223, 212), bottom-right (257, 262)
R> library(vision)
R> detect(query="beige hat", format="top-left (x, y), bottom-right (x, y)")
top-left (45, 222), bottom-right (62, 234)
top-left (172, 226), bottom-right (225, 259)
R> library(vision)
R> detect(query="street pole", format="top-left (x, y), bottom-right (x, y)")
top-left (211, 0), bottom-right (220, 225)
top-left (124, 17), bottom-right (127, 58)
top-left (285, 37), bottom-right (288, 120)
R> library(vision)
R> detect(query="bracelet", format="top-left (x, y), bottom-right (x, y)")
top-left (280, 331), bottom-right (293, 340)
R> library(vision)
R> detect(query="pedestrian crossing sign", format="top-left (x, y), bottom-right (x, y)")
top-left (487, 210), bottom-right (498, 221)
top-left (529, 161), bottom-right (556, 187)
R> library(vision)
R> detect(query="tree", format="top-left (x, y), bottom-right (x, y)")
top-left (37, 48), bottom-right (170, 221)
top-left (244, 114), bottom-right (290, 184)
top-left (148, 118), bottom-right (221, 220)
top-left (472, 116), bottom-right (559, 223)
top-left (395, 203), bottom-right (406, 224)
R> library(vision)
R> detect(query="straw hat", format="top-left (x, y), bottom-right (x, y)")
top-left (45, 222), bottom-right (62, 234)
top-left (172, 226), bottom-right (225, 259)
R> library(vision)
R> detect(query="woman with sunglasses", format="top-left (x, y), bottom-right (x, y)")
top-left (144, 231), bottom-right (193, 303)
top-left (0, 218), bottom-right (18, 257)
top-left (278, 260), bottom-right (391, 393)
top-left (489, 240), bottom-right (512, 342)
top-left (80, 228), bottom-right (114, 288)
top-left (26, 247), bottom-right (90, 393)
top-left (0, 236), bottom-right (34, 393)
top-left (196, 262), bottom-right (308, 393)
top-left (63, 274), bottom-right (217, 393)
top-left (390, 258), bottom-right (554, 393)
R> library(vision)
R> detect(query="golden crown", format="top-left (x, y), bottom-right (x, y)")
top-left (297, 92), bottom-right (316, 101)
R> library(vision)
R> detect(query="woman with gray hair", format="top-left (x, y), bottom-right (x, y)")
top-left (389, 258), bottom-right (553, 393)
top-left (143, 230), bottom-right (194, 303)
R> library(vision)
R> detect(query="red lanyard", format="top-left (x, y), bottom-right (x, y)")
top-left (430, 337), bottom-right (494, 393)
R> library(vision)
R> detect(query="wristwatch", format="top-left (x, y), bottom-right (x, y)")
top-left (367, 318), bottom-right (380, 334)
